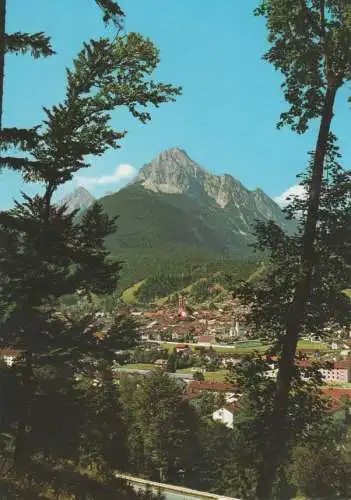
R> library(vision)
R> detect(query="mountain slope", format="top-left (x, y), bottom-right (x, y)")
top-left (101, 148), bottom-right (294, 255)
top-left (68, 148), bottom-right (294, 288)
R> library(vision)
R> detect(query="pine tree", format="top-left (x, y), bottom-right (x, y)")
top-left (0, 24), bottom-right (180, 498)
top-left (120, 371), bottom-right (200, 485)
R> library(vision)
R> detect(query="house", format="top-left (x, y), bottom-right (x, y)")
top-left (212, 404), bottom-right (239, 429)
top-left (197, 335), bottom-right (214, 346)
top-left (225, 392), bottom-right (242, 404)
top-left (175, 344), bottom-right (189, 353)
top-left (0, 349), bottom-right (22, 367)
top-left (116, 368), bottom-right (153, 378)
top-left (264, 363), bottom-right (278, 379)
top-left (297, 359), bottom-right (351, 383)
top-left (154, 359), bottom-right (167, 367)
top-left (191, 367), bottom-right (206, 373)
top-left (168, 372), bottom-right (194, 383)
top-left (221, 357), bottom-right (241, 368)
top-left (322, 387), bottom-right (351, 413)
top-left (187, 380), bottom-right (236, 398)
top-left (146, 320), bottom-right (158, 329)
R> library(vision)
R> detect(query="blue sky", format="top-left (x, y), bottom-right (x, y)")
top-left (2, 0), bottom-right (350, 208)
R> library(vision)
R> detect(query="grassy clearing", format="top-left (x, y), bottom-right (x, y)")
top-left (246, 263), bottom-right (266, 283)
top-left (176, 367), bottom-right (195, 373)
top-left (160, 341), bottom-right (271, 354)
top-left (176, 367), bottom-right (229, 382)
top-left (297, 340), bottom-right (329, 351)
top-left (160, 340), bottom-right (330, 355)
top-left (204, 370), bottom-right (228, 382)
top-left (121, 280), bottom-right (146, 305)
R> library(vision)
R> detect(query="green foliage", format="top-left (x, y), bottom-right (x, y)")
top-left (119, 371), bottom-right (200, 484)
top-left (95, 0), bottom-right (125, 28)
top-left (287, 441), bottom-right (351, 499)
top-left (193, 371), bottom-right (205, 382)
top-left (4, 32), bottom-right (54, 57)
top-left (166, 350), bottom-right (177, 373)
top-left (0, 8), bottom-right (181, 499)
top-left (247, 4), bottom-right (351, 493)
top-left (97, 179), bottom-right (290, 291)
top-left (219, 355), bottom-right (349, 499)
top-left (255, 0), bottom-right (351, 134)
top-left (236, 140), bottom-right (350, 344)
top-left (132, 257), bottom-right (260, 303)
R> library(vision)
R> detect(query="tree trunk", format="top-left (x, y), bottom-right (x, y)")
top-left (256, 83), bottom-right (338, 500)
top-left (0, 0), bottom-right (6, 131)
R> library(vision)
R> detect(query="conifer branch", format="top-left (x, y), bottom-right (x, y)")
top-left (5, 32), bottom-right (55, 58)
top-left (95, 0), bottom-right (125, 29)
top-left (0, 127), bottom-right (40, 151)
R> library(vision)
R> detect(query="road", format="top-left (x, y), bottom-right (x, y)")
top-left (116, 473), bottom-right (239, 500)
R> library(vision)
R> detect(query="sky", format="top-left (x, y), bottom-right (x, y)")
top-left (2, 0), bottom-right (351, 208)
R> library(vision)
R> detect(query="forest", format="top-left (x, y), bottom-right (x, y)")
top-left (0, 0), bottom-right (350, 499)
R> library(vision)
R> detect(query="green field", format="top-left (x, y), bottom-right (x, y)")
top-left (161, 341), bottom-right (270, 354)
top-left (296, 340), bottom-right (329, 351)
top-left (121, 280), bottom-right (146, 305)
top-left (160, 339), bottom-right (330, 355)
top-left (176, 367), bottom-right (229, 382)
top-left (204, 370), bottom-right (228, 382)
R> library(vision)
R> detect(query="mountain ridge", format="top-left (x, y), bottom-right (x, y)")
top-left (59, 148), bottom-right (294, 289)
top-left (133, 147), bottom-right (292, 234)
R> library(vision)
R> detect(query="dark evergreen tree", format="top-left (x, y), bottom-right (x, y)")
top-left (0, 19), bottom-right (180, 498)
top-left (120, 371), bottom-right (200, 486)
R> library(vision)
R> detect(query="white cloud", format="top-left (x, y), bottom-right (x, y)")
top-left (274, 184), bottom-right (307, 207)
top-left (76, 164), bottom-right (136, 188)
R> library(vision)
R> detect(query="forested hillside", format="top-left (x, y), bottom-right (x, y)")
top-left (125, 258), bottom-right (263, 304)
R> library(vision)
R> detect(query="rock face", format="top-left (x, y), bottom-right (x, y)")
top-left (59, 187), bottom-right (95, 214)
top-left (135, 147), bottom-right (291, 233)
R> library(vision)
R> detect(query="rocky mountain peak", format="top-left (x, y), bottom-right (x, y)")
top-left (59, 186), bottom-right (95, 214)
top-left (134, 148), bottom-right (250, 208)
top-left (135, 147), bottom-right (206, 195)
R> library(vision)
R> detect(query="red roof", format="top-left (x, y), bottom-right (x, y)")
top-left (197, 335), bottom-right (213, 343)
top-left (296, 359), bottom-right (313, 368)
top-left (264, 355), bottom-right (279, 362)
top-left (322, 387), bottom-right (351, 400)
top-left (187, 381), bottom-right (235, 393)
top-left (296, 359), bottom-right (351, 370)
top-left (0, 349), bottom-right (22, 357)
top-left (322, 387), bottom-right (351, 412)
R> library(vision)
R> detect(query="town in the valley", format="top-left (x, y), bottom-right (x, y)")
top-left (2, 292), bottom-right (350, 430)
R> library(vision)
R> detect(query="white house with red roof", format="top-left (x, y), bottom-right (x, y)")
top-left (212, 404), bottom-right (239, 429)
